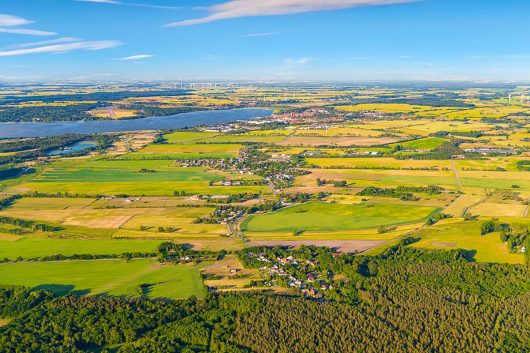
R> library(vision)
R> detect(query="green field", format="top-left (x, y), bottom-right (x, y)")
top-left (14, 181), bottom-right (269, 196)
top-left (127, 143), bottom-right (243, 159)
top-left (411, 220), bottom-right (525, 264)
top-left (241, 201), bottom-right (440, 232)
top-left (164, 131), bottom-right (219, 143)
top-left (0, 259), bottom-right (208, 299)
top-left (33, 168), bottom-right (223, 183)
top-left (11, 165), bottom-right (271, 196)
top-left (0, 237), bottom-right (163, 259)
top-left (390, 137), bottom-right (447, 151)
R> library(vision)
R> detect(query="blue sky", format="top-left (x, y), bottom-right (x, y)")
top-left (1, 0), bottom-right (530, 82)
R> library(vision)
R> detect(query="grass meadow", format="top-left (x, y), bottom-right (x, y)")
top-left (241, 201), bottom-right (440, 233)
top-left (0, 259), bottom-right (209, 299)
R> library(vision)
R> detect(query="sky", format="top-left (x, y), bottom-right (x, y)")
top-left (1, 0), bottom-right (530, 82)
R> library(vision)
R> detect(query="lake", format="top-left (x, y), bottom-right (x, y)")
top-left (0, 108), bottom-right (272, 138)
top-left (47, 140), bottom-right (98, 156)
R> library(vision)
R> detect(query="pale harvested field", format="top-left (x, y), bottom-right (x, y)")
top-left (202, 255), bottom-right (260, 290)
top-left (276, 135), bottom-right (399, 147)
top-left (90, 196), bottom-right (205, 209)
top-left (7, 197), bottom-right (95, 210)
top-left (294, 127), bottom-right (385, 137)
top-left (0, 234), bottom-right (24, 241)
top-left (307, 157), bottom-right (451, 170)
top-left (0, 208), bottom-right (146, 229)
top-left (443, 194), bottom-right (485, 217)
top-left (296, 168), bottom-right (458, 190)
top-left (250, 240), bottom-right (385, 253)
top-left (469, 202), bottom-right (528, 217)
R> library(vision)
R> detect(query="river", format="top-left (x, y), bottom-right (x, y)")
top-left (0, 108), bottom-right (273, 138)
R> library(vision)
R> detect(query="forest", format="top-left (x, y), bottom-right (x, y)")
top-left (1, 244), bottom-right (529, 353)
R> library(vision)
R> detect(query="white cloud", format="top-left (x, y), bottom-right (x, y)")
top-left (10, 37), bottom-right (79, 49)
top-left (242, 31), bottom-right (282, 38)
top-left (166, 0), bottom-right (417, 26)
top-left (0, 28), bottom-right (57, 36)
top-left (0, 40), bottom-right (122, 57)
top-left (77, 0), bottom-right (180, 10)
top-left (284, 57), bottom-right (312, 65)
top-left (118, 54), bottom-right (154, 60)
top-left (0, 13), bottom-right (56, 36)
top-left (0, 14), bottom-right (32, 27)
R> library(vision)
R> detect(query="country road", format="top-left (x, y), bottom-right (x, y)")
top-left (450, 157), bottom-right (463, 193)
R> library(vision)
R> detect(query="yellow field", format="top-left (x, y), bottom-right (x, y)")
top-left (294, 126), bottom-right (385, 137)
top-left (89, 107), bottom-right (139, 119)
top-left (443, 195), bottom-right (485, 217)
top-left (307, 157), bottom-right (451, 170)
top-left (468, 202), bottom-right (528, 217)
top-left (411, 220), bottom-right (525, 264)
top-left (277, 135), bottom-right (399, 147)
top-left (296, 168), bottom-right (459, 190)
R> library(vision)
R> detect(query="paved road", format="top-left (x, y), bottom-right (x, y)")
top-left (227, 216), bottom-right (250, 247)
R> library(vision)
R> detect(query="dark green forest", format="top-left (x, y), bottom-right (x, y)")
top-left (0, 244), bottom-right (529, 353)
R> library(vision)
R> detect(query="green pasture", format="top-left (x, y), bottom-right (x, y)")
top-left (78, 159), bottom-right (178, 171)
top-left (241, 201), bottom-right (440, 232)
top-left (389, 137), bottom-right (447, 151)
top-left (33, 168), bottom-right (223, 183)
top-left (411, 220), bottom-right (525, 264)
top-left (164, 131), bottom-right (218, 143)
top-left (202, 134), bottom-right (286, 144)
top-left (0, 259), bottom-right (208, 299)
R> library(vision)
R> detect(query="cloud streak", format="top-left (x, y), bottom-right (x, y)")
top-left (285, 57), bottom-right (312, 65)
top-left (166, 0), bottom-right (417, 26)
top-left (0, 40), bottom-right (122, 57)
top-left (10, 37), bottom-right (80, 49)
top-left (242, 31), bottom-right (282, 38)
top-left (77, 0), bottom-right (180, 10)
top-left (118, 54), bottom-right (154, 60)
top-left (0, 13), bottom-right (56, 36)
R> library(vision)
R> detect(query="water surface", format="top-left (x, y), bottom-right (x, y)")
top-left (0, 109), bottom-right (272, 138)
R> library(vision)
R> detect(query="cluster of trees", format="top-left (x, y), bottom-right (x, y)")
top-left (1, 242), bottom-right (529, 352)
top-left (499, 223), bottom-right (530, 262)
top-left (516, 160), bottom-right (530, 171)
top-left (0, 104), bottom-right (98, 122)
top-left (0, 134), bottom-right (85, 153)
top-left (316, 178), bottom-right (347, 187)
top-left (0, 195), bottom-right (21, 211)
top-left (157, 242), bottom-right (223, 263)
top-left (1, 252), bottom-right (156, 264)
top-left (0, 216), bottom-right (56, 232)
top-left (395, 140), bottom-right (464, 160)
top-left (434, 130), bottom-right (484, 138)
top-left (0, 134), bottom-right (115, 168)
top-left (358, 186), bottom-right (442, 201)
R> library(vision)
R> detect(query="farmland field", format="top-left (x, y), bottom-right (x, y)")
top-left (2, 83), bottom-right (530, 347)
top-left (0, 259), bottom-right (208, 299)
top-left (411, 220), bottom-right (525, 264)
top-left (241, 201), bottom-right (440, 232)
top-left (0, 237), bottom-right (163, 259)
